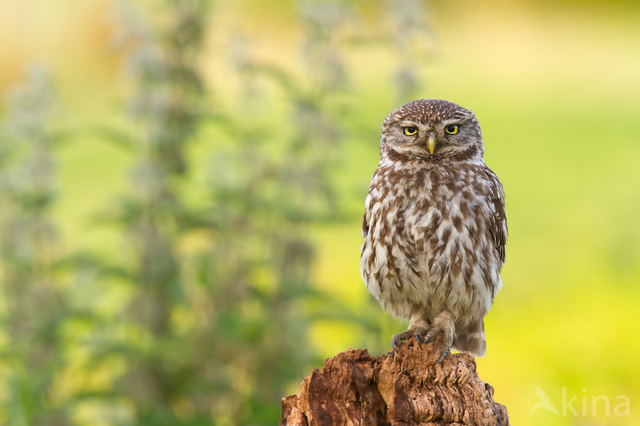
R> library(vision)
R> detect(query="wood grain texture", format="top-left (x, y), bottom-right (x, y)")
top-left (280, 340), bottom-right (509, 426)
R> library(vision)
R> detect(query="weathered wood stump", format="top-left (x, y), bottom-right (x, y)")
top-left (280, 337), bottom-right (509, 425)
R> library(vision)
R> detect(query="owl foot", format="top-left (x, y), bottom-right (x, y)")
top-left (391, 327), bottom-right (429, 354)
top-left (422, 310), bottom-right (456, 363)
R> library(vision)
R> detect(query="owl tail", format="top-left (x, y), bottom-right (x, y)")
top-left (454, 319), bottom-right (486, 357)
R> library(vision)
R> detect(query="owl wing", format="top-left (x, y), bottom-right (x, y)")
top-left (482, 167), bottom-right (508, 265)
top-left (361, 194), bottom-right (370, 238)
top-left (362, 214), bottom-right (369, 238)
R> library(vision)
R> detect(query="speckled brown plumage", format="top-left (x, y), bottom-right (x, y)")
top-left (361, 99), bottom-right (507, 359)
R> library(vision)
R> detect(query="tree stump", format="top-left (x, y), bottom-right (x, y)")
top-left (280, 337), bottom-right (509, 426)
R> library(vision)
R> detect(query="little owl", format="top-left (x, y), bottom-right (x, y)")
top-left (361, 99), bottom-right (507, 362)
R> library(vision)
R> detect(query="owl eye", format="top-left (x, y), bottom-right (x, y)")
top-left (403, 127), bottom-right (418, 136)
top-left (445, 125), bottom-right (459, 135)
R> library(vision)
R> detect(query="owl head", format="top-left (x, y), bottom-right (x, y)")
top-left (380, 99), bottom-right (484, 163)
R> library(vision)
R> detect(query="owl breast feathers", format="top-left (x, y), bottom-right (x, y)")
top-left (361, 99), bottom-right (507, 359)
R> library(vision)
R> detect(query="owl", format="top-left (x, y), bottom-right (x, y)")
top-left (361, 99), bottom-right (507, 362)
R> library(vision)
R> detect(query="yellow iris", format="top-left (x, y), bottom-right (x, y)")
top-left (445, 125), bottom-right (459, 135)
top-left (403, 127), bottom-right (418, 136)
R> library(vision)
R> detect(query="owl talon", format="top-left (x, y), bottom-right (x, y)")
top-left (391, 327), bottom-right (429, 354)
top-left (422, 329), bottom-right (437, 344)
top-left (435, 349), bottom-right (450, 364)
top-left (415, 334), bottom-right (423, 348)
top-left (391, 333), bottom-right (406, 353)
top-left (422, 311), bottom-right (455, 362)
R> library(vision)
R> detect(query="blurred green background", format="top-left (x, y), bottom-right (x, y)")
top-left (0, 0), bottom-right (639, 425)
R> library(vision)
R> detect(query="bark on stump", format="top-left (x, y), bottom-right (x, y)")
top-left (280, 338), bottom-right (509, 426)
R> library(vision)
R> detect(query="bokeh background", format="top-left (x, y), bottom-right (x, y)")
top-left (0, 0), bottom-right (639, 425)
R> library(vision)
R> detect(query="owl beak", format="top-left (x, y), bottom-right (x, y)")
top-left (427, 134), bottom-right (437, 154)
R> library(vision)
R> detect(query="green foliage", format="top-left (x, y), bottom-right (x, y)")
top-left (0, 67), bottom-right (68, 426)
